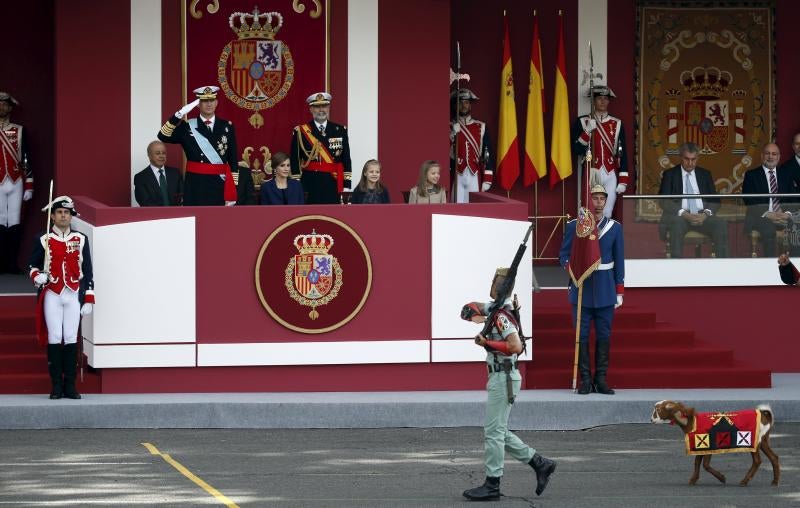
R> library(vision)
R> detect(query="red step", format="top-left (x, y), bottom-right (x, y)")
top-left (533, 324), bottom-right (697, 348)
top-left (0, 371), bottom-right (102, 394)
top-left (531, 346), bottom-right (734, 368)
top-left (527, 366), bottom-right (772, 389)
top-left (1, 352), bottom-right (46, 373)
top-left (0, 333), bottom-right (42, 354)
top-left (535, 307), bottom-right (658, 329)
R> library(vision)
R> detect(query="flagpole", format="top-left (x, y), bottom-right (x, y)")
top-left (572, 286), bottom-right (583, 392)
top-left (533, 7), bottom-right (539, 257)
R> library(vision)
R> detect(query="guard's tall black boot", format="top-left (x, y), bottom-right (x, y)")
top-left (0, 225), bottom-right (8, 274)
top-left (62, 343), bottom-right (82, 399)
top-left (577, 342), bottom-right (594, 394)
top-left (47, 344), bottom-right (63, 399)
top-left (529, 453), bottom-right (557, 496)
top-left (593, 340), bottom-right (615, 395)
top-left (4, 224), bottom-right (23, 274)
top-left (463, 476), bottom-right (501, 501)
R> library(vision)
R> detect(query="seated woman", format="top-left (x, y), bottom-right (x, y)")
top-left (350, 159), bottom-right (390, 204)
top-left (260, 152), bottom-right (304, 205)
top-left (408, 160), bottom-right (447, 204)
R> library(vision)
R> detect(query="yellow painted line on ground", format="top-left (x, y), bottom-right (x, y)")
top-left (142, 442), bottom-right (240, 508)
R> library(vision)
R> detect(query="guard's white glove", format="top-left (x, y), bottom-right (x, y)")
top-left (616, 183), bottom-right (627, 194)
top-left (80, 303), bottom-right (93, 316)
top-left (481, 181), bottom-right (491, 192)
top-left (453, 123), bottom-right (461, 134)
top-left (585, 119), bottom-right (598, 133)
top-left (23, 189), bottom-right (33, 201)
top-left (174, 99), bottom-right (200, 119)
top-left (33, 272), bottom-right (49, 285)
top-left (615, 295), bottom-right (623, 309)
top-left (225, 201), bottom-right (236, 207)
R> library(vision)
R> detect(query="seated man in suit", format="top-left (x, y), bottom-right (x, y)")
top-left (134, 141), bottom-right (183, 206)
top-left (742, 143), bottom-right (793, 255)
top-left (658, 142), bottom-right (727, 257)
top-left (779, 133), bottom-right (800, 201)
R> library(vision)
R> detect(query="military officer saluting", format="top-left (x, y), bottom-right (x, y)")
top-left (0, 92), bottom-right (33, 273)
top-left (290, 92), bottom-right (352, 204)
top-left (158, 86), bottom-right (238, 206)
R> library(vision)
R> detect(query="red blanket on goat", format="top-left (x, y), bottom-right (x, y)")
top-left (685, 409), bottom-right (761, 455)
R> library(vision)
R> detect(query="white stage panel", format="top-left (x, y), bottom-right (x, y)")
top-left (432, 338), bottom-right (532, 363)
top-left (431, 215), bottom-right (533, 339)
top-left (85, 341), bottom-right (196, 368)
top-left (88, 217), bottom-right (196, 344)
top-left (198, 340), bottom-right (430, 367)
top-left (626, 258), bottom-right (784, 287)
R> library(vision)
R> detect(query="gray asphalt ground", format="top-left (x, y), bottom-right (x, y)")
top-left (0, 424), bottom-right (796, 507)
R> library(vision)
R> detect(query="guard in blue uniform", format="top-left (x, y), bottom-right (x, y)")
top-left (559, 185), bottom-right (625, 394)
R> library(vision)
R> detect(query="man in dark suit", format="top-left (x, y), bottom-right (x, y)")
top-left (290, 92), bottom-right (352, 204)
top-left (778, 133), bottom-right (800, 206)
top-left (157, 85), bottom-right (238, 206)
top-left (658, 142), bottom-right (727, 257)
top-left (742, 143), bottom-right (794, 255)
top-left (134, 141), bottom-right (183, 206)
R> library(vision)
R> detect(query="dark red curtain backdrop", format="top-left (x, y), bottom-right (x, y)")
top-left (1, 1), bottom-right (54, 267)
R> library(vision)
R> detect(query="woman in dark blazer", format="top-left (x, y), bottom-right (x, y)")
top-left (260, 152), bottom-right (304, 205)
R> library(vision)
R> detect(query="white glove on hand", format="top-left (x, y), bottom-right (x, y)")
top-left (23, 189), bottom-right (33, 201)
top-left (174, 99), bottom-right (200, 119)
top-left (453, 123), bottom-right (461, 134)
top-left (225, 200), bottom-right (236, 207)
top-left (80, 303), bottom-right (93, 316)
top-left (585, 119), bottom-right (597, 133)
top-left (615, 295), bottom-right (623, 309)
top-left (33, 272), bottom-right (49, 285)
top-left (481, 181), bottom-right (491, 192)
top-left (616, 183), bottom-right (627, 194)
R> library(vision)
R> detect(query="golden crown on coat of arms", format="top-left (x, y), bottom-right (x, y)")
top-left (228, 7), bottom-right (284, 40)
top-left (679, 66), bottom-right (732, 99)
top-left (294, 230), bottom-right (334, 254)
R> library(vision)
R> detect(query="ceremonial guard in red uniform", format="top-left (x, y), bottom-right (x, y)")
top-left (450, 89), bottom-right (493, 203)
top-left (158, 86), bottom-right (238, 206)
top-left (0, 92), bottom-right (32, 273)
top-left (290, 92), bottom-right (352, 204)
top-left (573, 85), bottom-right (628, 218)
top-left (29, 196), bottom-right (94, 400)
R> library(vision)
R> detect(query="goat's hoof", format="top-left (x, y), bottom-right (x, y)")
top-left (739, 480), bottom-right (748, 486)
top-left (688, 480), bottom-right (698, 486)
top-left (719, 475), bottom-right (726, 484)
top-left (771, 481), bottom-right (779, 486)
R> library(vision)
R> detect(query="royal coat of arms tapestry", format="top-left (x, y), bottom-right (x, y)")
top-left (184, 0), bottom-right (328, 176)
top-left (635, 2), bottom-right (775, 221)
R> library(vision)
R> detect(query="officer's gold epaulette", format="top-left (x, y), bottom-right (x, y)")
top-left (160, 121), bottom-right (177, 137)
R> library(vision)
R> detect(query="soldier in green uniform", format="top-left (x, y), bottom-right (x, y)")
top-left (461, 268), bottom-right (557, 500)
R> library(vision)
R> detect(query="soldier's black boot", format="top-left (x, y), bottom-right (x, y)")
top-left (529, 453), bottom-right (557, 496)
top-left (4, 224), bottom-right (23, 274)
top-left (47, 344), bottom-right (63, 399)
top-left (0, 225), bottom-right (9, 274)
top-left (593, 340), bottom-right (615, 395)
top-left (577, 343), bottom-right (594, 394)
top-left (463, 476), bottom-right (501, 501)
top-left (62, 343), bottom-right (82, 400)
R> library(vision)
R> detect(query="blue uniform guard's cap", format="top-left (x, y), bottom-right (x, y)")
top-left (193, 86), bottom-right (220, 100)
top-left (590, 184), bottom-right (608, 197)
top-left (306, 92), bottom-right (332, 106)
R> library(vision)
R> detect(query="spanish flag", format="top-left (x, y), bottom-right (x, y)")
top-left (549, 12), bottom-right (572, 188)
top-left (523, 13), bottom-right (546, 187)
top-left (497, 12), bottom-right (520, 191)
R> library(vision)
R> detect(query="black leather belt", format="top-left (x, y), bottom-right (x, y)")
top-left (487, 362), bottom-right (517, 374)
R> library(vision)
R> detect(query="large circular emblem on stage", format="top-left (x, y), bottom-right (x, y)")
top-left (255, 215), bottom-right (372, 334)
